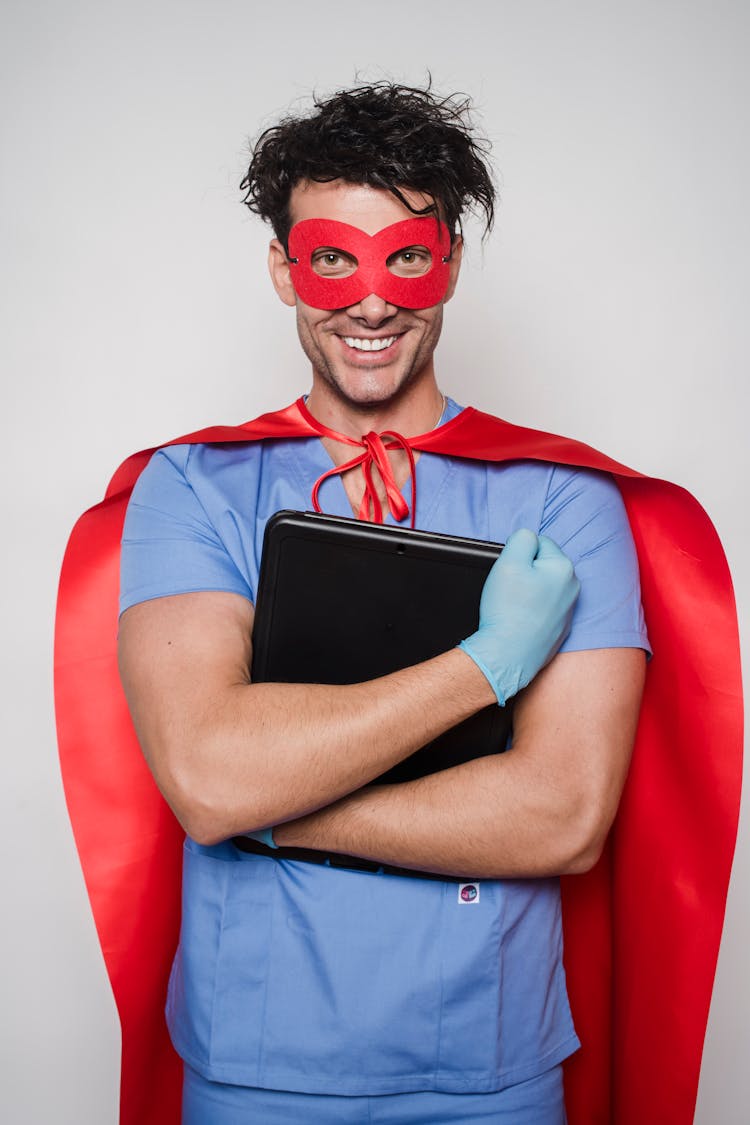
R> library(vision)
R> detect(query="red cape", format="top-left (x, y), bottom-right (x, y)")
top-left (54, 399), bottom-right (742, 1125)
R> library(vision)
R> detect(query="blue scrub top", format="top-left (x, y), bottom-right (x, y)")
top-left (121, 399), bottom-right (649, 1095)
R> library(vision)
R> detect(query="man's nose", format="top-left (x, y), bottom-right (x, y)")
top-left (348, 292), bottom-right (397, 324)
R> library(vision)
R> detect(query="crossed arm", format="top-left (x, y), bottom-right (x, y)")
top-left (118, 588), bottom-right (645, 880)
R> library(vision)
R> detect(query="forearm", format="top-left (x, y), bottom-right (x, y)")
top-left (125, 642), bottom-right (495, 845)
top-left (273, 752), bottom-right (590, 880)
top-left (273, 648), bottom-right (646, 878)
top-left (211, 652), bottom-right (495, 837)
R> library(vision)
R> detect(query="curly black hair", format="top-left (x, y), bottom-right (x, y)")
top-left (240, 81), bottom-right (495, 250)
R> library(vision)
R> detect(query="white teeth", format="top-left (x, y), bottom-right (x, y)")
top-left (342, 336), bottom-right (397, 352)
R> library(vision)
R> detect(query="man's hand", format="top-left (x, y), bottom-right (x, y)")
top-left (459, 529), bottom-right (580, 704)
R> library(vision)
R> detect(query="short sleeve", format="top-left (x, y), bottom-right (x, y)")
top-left (539, 466), bottom-right (651, 654)
top-left (119, 446), bottom-right (253, 615)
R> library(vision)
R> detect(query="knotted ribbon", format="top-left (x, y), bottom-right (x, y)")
top-left (297, 397), bottom-right (418, 526)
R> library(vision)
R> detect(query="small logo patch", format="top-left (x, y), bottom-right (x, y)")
top-left (458, 882), bottom-right (480, 904)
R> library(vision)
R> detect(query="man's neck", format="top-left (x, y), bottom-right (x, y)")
top-left (304, 378), bottom-right (445, 446)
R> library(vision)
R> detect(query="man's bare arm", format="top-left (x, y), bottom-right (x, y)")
top-left (273, 647), bottom-right (646, 878)
top-left (118, 590), bottom-right (495, 845)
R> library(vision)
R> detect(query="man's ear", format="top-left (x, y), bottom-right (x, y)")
top-left (444, 234), bottom-right (463, 303)
top-left (268, 239), bottom-right (297, 307)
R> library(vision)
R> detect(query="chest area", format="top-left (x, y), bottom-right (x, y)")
top-left (194, 441), bottom-right (552, 599)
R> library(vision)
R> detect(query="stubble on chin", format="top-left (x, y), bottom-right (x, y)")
top-left (295, 308), bottom-right (443, 412)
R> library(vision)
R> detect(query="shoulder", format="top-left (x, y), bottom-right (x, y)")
top-left (481, 457), bottom-right (623, 513)
top-left (130, 438), bottom-right (294, 506)
top-left (542, 463), bottom-right (626, 515)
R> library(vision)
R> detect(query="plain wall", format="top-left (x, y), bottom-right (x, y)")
top-left (2, 1), bottom-right (748, 1121)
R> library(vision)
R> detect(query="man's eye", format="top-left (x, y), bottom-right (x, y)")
top-left (311, 249), bottom-right (358, 278)
top-left (387, 247), bottom-right (433, 277)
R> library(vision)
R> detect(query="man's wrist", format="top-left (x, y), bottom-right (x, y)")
top-left (453, 644), bottom-right (503, 708)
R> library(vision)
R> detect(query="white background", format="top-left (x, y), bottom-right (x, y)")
top-left (2, 1), bottom-right (748, 1120)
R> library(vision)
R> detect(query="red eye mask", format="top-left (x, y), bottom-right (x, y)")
top-left (287, 217), bottom-right (452, 310)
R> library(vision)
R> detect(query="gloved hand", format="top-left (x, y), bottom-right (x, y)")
top-left (243, 827), bottom-right (278, 849)
top-left (459, 528), bottom-right (580, 705)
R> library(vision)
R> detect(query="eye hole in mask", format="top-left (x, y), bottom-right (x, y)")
top-left (310, 245), bottom-right (435, 280)
top-left (287, 218), bottom-right (452, 310)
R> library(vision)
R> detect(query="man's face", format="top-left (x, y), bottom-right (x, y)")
top-left (268, 180), bottom-right (463, 412)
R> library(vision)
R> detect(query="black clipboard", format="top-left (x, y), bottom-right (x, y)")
top-left (251, 510), bottom-right (512, 784)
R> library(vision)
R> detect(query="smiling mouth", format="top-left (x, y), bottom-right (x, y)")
top-left (340, 335), bottom-right (399, 352)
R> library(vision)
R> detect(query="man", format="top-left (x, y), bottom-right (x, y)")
top-left (116, 82), bottom-right (646, 1124)
top-left (55, 83), bottom-right (741, 1125)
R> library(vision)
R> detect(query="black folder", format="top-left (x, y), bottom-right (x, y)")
top-left (251, 510), bottom-right (512, 784)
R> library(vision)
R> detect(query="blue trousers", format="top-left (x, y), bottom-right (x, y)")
top-left (182, 1064), bottom-right (566, 1124)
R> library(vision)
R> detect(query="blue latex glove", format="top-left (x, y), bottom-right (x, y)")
top-left (243, 827), bottom-right (278, 849)
top-left (459, 528), bottom-right (580, 705)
